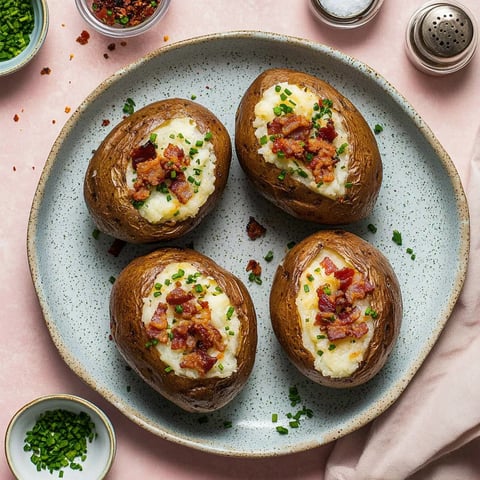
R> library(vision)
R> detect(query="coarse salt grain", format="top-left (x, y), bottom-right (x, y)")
top-left (319, 0), bottom-right (373, 18)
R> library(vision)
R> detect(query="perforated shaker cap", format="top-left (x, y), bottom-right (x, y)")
top-left (406, 1), bottom-right (478, 74)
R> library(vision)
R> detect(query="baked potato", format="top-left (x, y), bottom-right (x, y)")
top-left (110, 247), bottom-right (258, 412)
top-left (235, 68), bottom-right (382, 224)
top-left (84, 99), bottom-right (232, 243)
top-left (270, 230), bottom-right (402, 388)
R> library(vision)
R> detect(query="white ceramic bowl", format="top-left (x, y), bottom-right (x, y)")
top-left (75, 0), bottom-right (171, 38)
top-left (0, 0), bottom-right (49, 76)
top-left (5, 394), bottom-right (116, 480)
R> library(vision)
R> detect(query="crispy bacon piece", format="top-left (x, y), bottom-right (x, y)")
top-left (271, 137), bottom-right (305, 159)
top-left (305, 138), bottom-right (338, 184)
top-left (166, 287), bottom-right (195, 305)
top-left (326, 321), bottom-right (368, 341)
top-left (267, 114), bottom-right (312, 141)
top-left (161, 143), bottom-right (189, 172)
top-left (180, 350), bottom-right (217, 375)
top-left (317, 119), bottom-right (338, 143)
top-left (131, 140), bottom-right (157, 169)
top-left (246, 259), bottom-right (262, 277)
top-left (320, 256), bottom-right (338, 275)
top-left (246, 216), bottom-right (266, 240)
top-left (170, 173), bottom-right (193, 204)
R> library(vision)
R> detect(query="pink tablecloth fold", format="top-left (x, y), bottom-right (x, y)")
top-left (325, 127), bottom-right (480, 480)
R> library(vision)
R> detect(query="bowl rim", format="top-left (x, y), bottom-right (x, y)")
top-left (74, 0), bottom-right (171, 38)
top-left (4, 393), bottom-right (117, 479)
top-left (0, 0), bottom-right (49, 76)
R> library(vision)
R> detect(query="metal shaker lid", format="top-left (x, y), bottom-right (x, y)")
top-left (309, 0), bottom-right (385, 28)
top-left (406, 1), bottom-right (478, 74)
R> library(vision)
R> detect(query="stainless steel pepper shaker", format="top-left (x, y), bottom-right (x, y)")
top-left (309, 0), bottom-right (385, 28)
top-left (405, 0), bottom-right (478, 75)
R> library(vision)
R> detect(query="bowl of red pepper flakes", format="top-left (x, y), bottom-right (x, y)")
top-left (74, 0), bottom-right (171, 38)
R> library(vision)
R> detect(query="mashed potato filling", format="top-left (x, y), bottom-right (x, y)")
top-left (253, 82), bottom-right (349, 199)
top-left (142, 262), bottom-right (240, 379)
top-left (296, 249), bottom-right (375, 378)
top-left (126, 117), bottom-right (216, 224)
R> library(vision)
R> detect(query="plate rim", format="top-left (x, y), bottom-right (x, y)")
top-left (26, 30), bottom-right (470, 457)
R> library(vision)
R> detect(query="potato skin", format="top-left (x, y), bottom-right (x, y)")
top-left (110, 248), bottom-right (257, 412)
top-left (270, 230), bottom-right (402, 388)
top-left (235, 68), bottom-right (382, 225)
top-left (84, 99), bottom-right (232, 243)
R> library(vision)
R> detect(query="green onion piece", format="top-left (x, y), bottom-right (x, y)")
top-left (272, 413), bottom-right (278, 423)
top-left (276, 426), bottom-right (289, 434)
top-left (264, 250), bottom-right (274, 262)
top-left (392, 230), bottom-right (403, 246)
top-left (374, 124), bottom-right (384, 134)
top-left (92, 228), bottom-right (100, 239)
top-left (367, 223), bottom-right (377, 234)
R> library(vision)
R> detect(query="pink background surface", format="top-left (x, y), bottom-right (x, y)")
top-left (1, 1), bottom-right (479, 478)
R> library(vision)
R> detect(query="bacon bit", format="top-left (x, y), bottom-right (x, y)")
top-left (246, 216), bottom-right (266, 240)
top-left (107, 43), bottom-right (116, 51)
top-left (76, 30), bottom-right (90, 45)
top-left (320, 257), bottom-right (337, 275)
top-left (108, 238), bottom-right (126, 257)
top-left (317, 119), bottom-right (338, 143)
top-left (104, 54), bottom-right (109, 59)
top-left (13, 114), bottom-right (19, 122)
top-left (314, 256), bottom-right (374, 341)
top-left (131, 140), bottom-right (157, 169)
top-left (180, 350), bottom-right (217, 375)
top-left (246, 259), bottom-right (262, 277)
top-left (170, 173), bottom-right (193, 204)
top-left (166, 287), bottom-right (195, 305)
top-left (101, 119), bottom-right (110, 127)
top-left (40, 67), bottom-right (51, 75)
top-left (268, 114), bottom-right (312, 141)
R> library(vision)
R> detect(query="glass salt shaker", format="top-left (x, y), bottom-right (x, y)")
top-left (405, 0), bottom-right (478, 75)
top-left (309, 0), bottom-right (385, 28)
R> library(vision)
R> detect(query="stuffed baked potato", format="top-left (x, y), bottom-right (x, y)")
top-left (84, 99), bottom-right (231, 243)
top-left (235, 68), bottom-right (382, 225)
top-left (110, 247), bottom-right (257, 412)
top-left (270, 230), bottom-right (401, 388)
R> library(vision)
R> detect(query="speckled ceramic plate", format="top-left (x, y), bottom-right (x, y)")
top-left (27, 32), bottom-right (469, 457)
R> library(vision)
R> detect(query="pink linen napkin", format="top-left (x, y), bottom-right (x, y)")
top-left (324, 127), bottom-right (480, 480)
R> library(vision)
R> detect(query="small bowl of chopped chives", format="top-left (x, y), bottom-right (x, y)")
top-left (0, 0), bottom-right (49, 76)
top-left (5, 394), bottom-right (116, 479)
top-left (74, 0), bottom-right (171, 38)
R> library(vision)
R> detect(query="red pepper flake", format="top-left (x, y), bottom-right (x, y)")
top-left (13, 166), bottom-right (16, 171)
top-left (246, 216), bottom-right (266, 240)
top-left (163, 35), bottom-right (169, 42)
top-left (103, 53), bottom-right (109, 59)
top-left (65, 106), bottom-right (71, 114)
top-left (13, 114), bottom-right (19, 122)
top-left (107, 43), bottom-right (116, 51)
top-left (40, 67), bottom-right (51, 75)
top-left (101, 119), bottom-right (110, 127)
top-left (76, 30), bottom-right (90, 45)
top-left (91, 0), bottom-right (157, 27)
top-left (120, 41), bottom-right (127, 47)
top-left (69, 54), bottom-right (74, 61)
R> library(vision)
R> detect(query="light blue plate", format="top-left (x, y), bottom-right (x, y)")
top-left (27, 32), bottom-right (469, 457)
